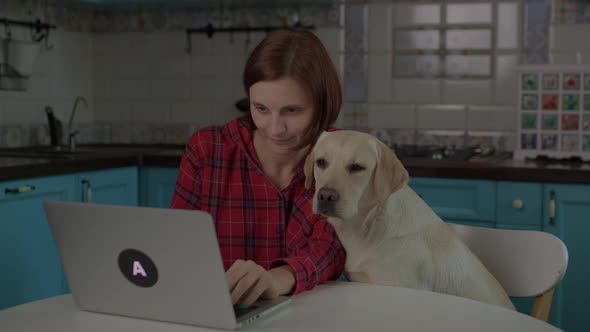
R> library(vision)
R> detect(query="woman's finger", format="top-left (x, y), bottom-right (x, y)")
top-left (226, 260), bottom-right (249, 291)
top-left (241, 278), bottom-right (270, 307)
top-left (230, 269), bottom-right (262, 304)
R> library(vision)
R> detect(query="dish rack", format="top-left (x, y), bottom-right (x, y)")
top-left (514, 64), bottom-right (590, 160)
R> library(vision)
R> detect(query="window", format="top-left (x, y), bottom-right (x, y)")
top-left (392, 1), bottom-right (520, 79)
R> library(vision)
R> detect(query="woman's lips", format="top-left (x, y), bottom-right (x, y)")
top-left (270, 137), bottom-right (292, 145)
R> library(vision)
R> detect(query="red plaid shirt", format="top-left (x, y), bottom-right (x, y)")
top-left (170, 116), bottom-right (345, 294)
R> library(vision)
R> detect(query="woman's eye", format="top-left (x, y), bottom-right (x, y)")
top-left (316, 158), bottom-right (327, 169)
top-left (255, 105), bottom-right (267, 112)
top-left (285, 108), bottom-right (299, 113)
top-left (348, 164), bottom-right (365, 173)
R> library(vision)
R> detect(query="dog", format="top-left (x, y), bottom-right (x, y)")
top-left (304, 130), bottom-right (515, 310)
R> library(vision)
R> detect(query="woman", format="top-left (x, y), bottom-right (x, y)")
top-left (170, 28), bottom-right (344, 307)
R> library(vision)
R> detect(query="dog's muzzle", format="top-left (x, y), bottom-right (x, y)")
top-left (316, 187), bottom-right (339, 216)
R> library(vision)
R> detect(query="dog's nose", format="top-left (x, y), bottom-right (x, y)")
top-left (318, 187), bottom-right (339, 202)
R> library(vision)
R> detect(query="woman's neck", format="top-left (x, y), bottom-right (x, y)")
top-left (253, 130), bottom-right (310, 189)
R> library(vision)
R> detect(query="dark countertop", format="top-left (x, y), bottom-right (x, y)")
top-left (0, 145), bottom-right (182, 182)
top-left (1, 145), bottom-right (590, 184)
top-left (402, 158), bottom-right (590, 184)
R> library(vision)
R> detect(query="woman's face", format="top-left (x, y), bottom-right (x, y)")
top-left (249, 77), bottom-right (315, 153)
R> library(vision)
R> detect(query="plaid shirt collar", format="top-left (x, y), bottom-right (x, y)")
top-left (229, 115), bottom-right (308, 194)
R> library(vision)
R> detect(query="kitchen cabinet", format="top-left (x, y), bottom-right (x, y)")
top-left (496, 181), bottom-right (543, 231)
top-left (0, 174), bottom-right (76, 310)
top-left (411, 177), bottom-right (590, 331)
top-left (76, 167), bottom-right (138, 206)
top-left (409, 177), bottom-right (496, 227)
top-left (1, 166), bottom-right (587, 331)
top-left (0, 167), bottom-right (139, 309)
top-left (542, 183), bottom-right (590, 332)
top-left (139, 167), bottom-right (178, 208)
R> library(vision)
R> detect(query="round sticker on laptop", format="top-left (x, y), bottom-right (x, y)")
top-left (118, 249), bottom-right (159, 287)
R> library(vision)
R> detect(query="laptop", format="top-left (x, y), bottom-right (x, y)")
top-left (43, 200), bottom-right (291, 330)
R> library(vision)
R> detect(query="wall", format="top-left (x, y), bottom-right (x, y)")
top-left (3, 0), bottom-right (589, 149)
top-left (339, 1), bottom-right (525, 149)
top-left (550, 24), bottom-right (590, 64)
top-left (0, 1), bottom-right (342, 146)
top-left (0, 3), bottom-right (94, 147)
top-left (92, 27), bottom-right (343, 144)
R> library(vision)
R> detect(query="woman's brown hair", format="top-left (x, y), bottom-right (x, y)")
top-left (243, 28), bottom-right (342, 149)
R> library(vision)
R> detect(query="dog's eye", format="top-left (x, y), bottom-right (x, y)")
top-left (348, 164), bottom-right (365, 173)
top-left (316, 158), bottom-right (327, 169)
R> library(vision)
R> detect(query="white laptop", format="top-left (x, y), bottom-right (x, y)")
top-left (43, 200), bottom-right (291, 330)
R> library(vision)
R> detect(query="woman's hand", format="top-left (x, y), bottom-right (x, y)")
top-left (226, 260), bottom-right (295, 307)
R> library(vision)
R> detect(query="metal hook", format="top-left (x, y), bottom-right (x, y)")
top-left (185, 29), bottom-right (192, 54)
top-left (29, 19), bottom-right (54, 50)
top-left (4, 21), bottom-right (12, 40)
top-left (228, 8), bottom-right (235, 44)
top-left (43, 28), bottom-right (54, 50)
top-left (242, 25), bottom-right (251, 55)
top-left (31, 27), bottom-right (45, 42)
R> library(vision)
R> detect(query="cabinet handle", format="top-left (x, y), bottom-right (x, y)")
top-left (81, 179), bottom-right (93, 203)
top-left (549, 190), bottom-right (556, 225)
top-left (512, 199), bottom-right (524, 209)
top-left (4, 185), bottom-right (36, 194)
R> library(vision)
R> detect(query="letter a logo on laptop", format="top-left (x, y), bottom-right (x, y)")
top-left (133, 261), bottom-right (147, 277)
top-left (118, 248), bottom-right (158, 287)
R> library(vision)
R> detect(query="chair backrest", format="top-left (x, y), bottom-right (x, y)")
top-left (449, 224), bottom-right (568, 297)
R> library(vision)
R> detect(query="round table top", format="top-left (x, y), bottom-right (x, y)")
top-left (1, 281), bottom-right (562, 332)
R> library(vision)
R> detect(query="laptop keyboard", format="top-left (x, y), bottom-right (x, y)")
top-left (233, 304), bottom-right (259, 318)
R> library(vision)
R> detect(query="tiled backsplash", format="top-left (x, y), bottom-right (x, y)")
top-left (553, 0), bottom-right (590, 24)
top-left (0, 122), bottom-right (197, 147)
top-left (0, 121), bottom-right (515, 154)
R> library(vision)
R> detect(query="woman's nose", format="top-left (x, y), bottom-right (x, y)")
top-left (269, 115), bottom-right (287, 135)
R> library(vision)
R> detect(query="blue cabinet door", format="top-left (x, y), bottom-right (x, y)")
top-left (496, 181), bottom-right (543, 230)
top-left (139, 167), bottom-right (179, 208)
top-left (409, 177), bottom-right (496, 227)
top-left (542, 184), bottom-right (590, 332)
top-left (0, 174), bottom-right (76, 309)
top-left (76, 167), bottom-right (138, 206)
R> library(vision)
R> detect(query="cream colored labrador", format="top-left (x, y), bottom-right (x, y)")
top-left (305, 130), bottom-right (515, 310)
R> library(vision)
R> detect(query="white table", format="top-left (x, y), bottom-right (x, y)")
top-left (1, 282), bottom-right (562, 331)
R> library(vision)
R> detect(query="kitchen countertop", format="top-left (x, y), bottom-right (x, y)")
top-left (0, 145), bottom-right (181, 182)
top-left (1, 145), bottom-right (590, 184)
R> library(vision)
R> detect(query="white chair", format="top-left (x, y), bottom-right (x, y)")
top-left (450, 224), bottom-right (568, 322)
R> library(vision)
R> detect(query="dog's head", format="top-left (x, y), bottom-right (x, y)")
top-left (304, 131), bottom-right (409, 220)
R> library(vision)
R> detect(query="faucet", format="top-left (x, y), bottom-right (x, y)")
top-left (68, 96), bottom-right (88, 152)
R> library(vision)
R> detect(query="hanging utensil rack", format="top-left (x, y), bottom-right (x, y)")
top-left (0, 17), bottom-right (56, 48)
top-left (185, 22), bottom-right (315, 53)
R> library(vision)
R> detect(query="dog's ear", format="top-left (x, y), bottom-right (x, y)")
top-left (372, 140), bottom-right (409, 203)
top-left (304, 148), bottom-right (315, 190)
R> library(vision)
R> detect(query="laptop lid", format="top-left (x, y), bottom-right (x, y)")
top-left (44, 200), bottom-right (241, 329)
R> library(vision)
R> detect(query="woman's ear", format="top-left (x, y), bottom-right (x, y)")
top-left (372, 140), bottom-right (409, 204)
top-left (304, 149), bottom-right (315, 190)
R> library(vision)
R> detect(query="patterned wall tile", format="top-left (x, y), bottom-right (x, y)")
top-left (523, 0), bottom-right (551, 64)
top-left (553, 0), bottom-right (590, 23)
top-left (344, 4), bottom-right (368, 104)
top-left (344, 4), bottom-right (367, 54)
top-left (1, 0), bottom-right (340, 33)
top-left (342, 103), bottom-right (368, 129)
top-left (344, 52), bottom-right (368, 103)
